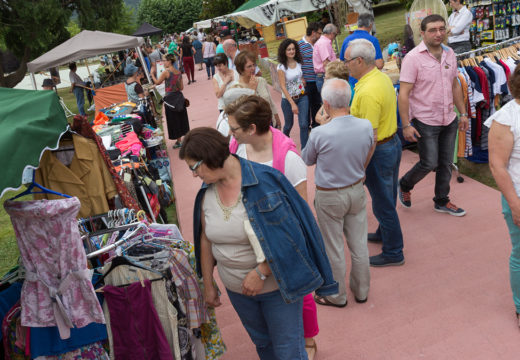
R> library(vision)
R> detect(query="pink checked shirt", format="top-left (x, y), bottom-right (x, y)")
top-left (312, 36), bottom-right (336, 74)
top-left (399, 41), bottom-right (458, 126)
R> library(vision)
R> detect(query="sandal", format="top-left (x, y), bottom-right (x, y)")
top-left (305, 341), bottom-right (317, 360)
top-left (173, 142), bottom-right (182, 149)
top-left (314, 295), bottom-right (347, 308)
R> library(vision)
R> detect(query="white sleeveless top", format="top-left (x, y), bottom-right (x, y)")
top-left (485, 100), bottom-right (520, 196)
top-left (214, 71), bottom-right (239, 110)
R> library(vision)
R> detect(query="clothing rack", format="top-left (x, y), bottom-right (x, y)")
top-left (456, 36), bottom-right (520, 58)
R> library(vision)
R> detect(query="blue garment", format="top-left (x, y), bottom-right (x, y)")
top-left (227, 289), bottom-right (306, 360)
top-left (502, 195), bottom-right (520, 313)
top-left (281, 95), bottom-right (310, 149)
top-left (0, 282), bottom-right (22, 340)
top-left (31, 323), bottom-right (108, 358)
top-left (193, 156), bottom-right (338, 303)
top-left (316, 75), bottom-right (324, 94)
top-left (364, 134), bottom-right (404, 261)
top-left (339, 30), bottom-right (383, 88)
top-left (73, 86), bottom-right (86, 116)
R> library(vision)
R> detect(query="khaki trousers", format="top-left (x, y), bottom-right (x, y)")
top-left (314, 182), bottom-right (370, 304)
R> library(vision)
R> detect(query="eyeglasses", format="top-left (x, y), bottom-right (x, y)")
top-left (229, 125), bottom-right (242, 133)
top-left (344, 56), bottom-right (360, 64)
top-left (189, 160), bottom-right (203, 172)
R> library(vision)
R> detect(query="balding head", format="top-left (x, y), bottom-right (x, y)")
top-left (223, 39), bottom-right (238, 57)
top-left (321, 78), bottom-right (351, 110)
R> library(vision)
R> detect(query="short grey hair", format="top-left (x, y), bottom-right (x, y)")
top-left (348, 39), bottom-right (375, 65)
top-left (358, 13), bottom-right (374, 28)
top-left (323, 24), bottom-right (338, 35)
top-left (321, 78), bottom-right (351, 109)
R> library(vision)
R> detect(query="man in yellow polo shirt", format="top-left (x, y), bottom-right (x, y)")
top-left (346, 38), bottom-right (405, 267)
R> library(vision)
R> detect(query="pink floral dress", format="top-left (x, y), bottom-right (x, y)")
top-left (4, 197), bottom-right (105, 339)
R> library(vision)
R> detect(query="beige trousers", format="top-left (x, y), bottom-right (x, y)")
top-left (314, 182), bottom-right (370, 304)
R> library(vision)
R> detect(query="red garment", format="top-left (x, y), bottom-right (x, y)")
top-left (473, 67), bottom-right (490, 108)
top-left (182, 56), bottom-right (195, 82)
top-left (499, 59), bottom-right (511, 81)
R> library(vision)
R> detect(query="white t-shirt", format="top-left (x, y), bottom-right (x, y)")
top-left (235, 144), bottom-right (307, 186)
top-left (277, 63), bottom-right (304, 99)
top-left (214, 71), bottom-right (240, 110)
top-left (484, 100), bottom-right (520, 196)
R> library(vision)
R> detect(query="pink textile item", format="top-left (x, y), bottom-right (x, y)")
top-left (4, 198), bottom-right (105, 340)
top-left (115, 131), bottom-right (142, 154)
top-left (312, 36), bottom-right (337, 74)
top-left (303, 293), bottom-right (319, 338)
top-left (229, 126), bottom-right (298, 174)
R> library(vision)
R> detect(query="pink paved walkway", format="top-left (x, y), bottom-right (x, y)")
top-left (165, 71), bottom-right (520, 359)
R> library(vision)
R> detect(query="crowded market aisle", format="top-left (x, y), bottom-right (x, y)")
top-left (165, 75), bottom-right (520, 359)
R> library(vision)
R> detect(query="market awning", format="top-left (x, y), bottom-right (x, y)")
top-left (133, 22), bottom-right (163, 37)
top-left (0, 88), bottom-right (69, 198)
top-left (27, 30), bottom-right (145, 73)
top-left (228, 0), bottom-right (373, 28)
top-left (234, 0), bottom-right (271, 12)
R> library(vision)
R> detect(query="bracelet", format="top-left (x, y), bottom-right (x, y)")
top-left (255, 267), bottom-right (267, 281)
top-left (403, 124), bottom-right (412, 129)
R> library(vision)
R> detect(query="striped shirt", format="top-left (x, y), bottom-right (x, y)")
top-left (298, 36), bottom-right (316, 82)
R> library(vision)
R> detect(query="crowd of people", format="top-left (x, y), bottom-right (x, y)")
top-left (170, 12), bottom-right (520, 360)
top-left (35, 11), bottom-right (519, 359)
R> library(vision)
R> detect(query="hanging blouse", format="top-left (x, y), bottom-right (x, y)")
top-left (4, 197), bottom-right (105, 340)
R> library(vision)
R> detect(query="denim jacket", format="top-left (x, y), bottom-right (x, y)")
top-left (193, 156), bottom-right (338, 303)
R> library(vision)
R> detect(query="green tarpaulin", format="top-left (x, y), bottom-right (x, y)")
top-left (233, 0), bottom-right (270, 13)
top-left (0, 88), bottom-right (68, 198)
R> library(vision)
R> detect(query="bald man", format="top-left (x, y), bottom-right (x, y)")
top-left (223, 39), bottom-right (261, 76)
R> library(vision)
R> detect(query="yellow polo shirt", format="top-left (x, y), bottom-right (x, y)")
top-left (350, 67), bottom-right (397, 141)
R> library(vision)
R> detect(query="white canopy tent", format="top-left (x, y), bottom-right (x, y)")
top-left (27, 30), bottom-right (148, 89)
top-left (227, 0), bottom-right (373, 28)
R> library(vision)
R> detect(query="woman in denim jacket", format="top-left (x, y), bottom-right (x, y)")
top-left (180, 127), bottom-right (337, 360)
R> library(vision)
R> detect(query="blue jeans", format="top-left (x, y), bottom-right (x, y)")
top-left (316, 75), bottom-right (324, 94)
top-left (502, 196), bottom-right (520, 313)
top-left (400, 118), bottom-right (459, 206)
top-left (365, 134), bottom-right (404, 261)
top-left (304, 81), bottom-right (321, 128)
top-left (73, 87), bottom-right (86, 115)
top-left (203, 57), bottom-right (215, 77)
top-left (281, 95), bottom-right (310, 149)
top-left (226, 289), bottom-right (307, 360)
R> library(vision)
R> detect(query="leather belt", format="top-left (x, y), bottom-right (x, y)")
top-left (316, 178), bottom-right (363, 191)
top-left (377, 133), bottom-right (396, 145)
top-left (316, 73), bottom-right (325, 77)
top-left (292, 93), bottom-right (305, 100)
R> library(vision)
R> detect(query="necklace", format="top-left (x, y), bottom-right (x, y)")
top-left (214, 187), bottom-right (242, 221)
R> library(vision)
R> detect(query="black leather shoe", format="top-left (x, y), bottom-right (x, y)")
top-left (367, 233), bottom-right (382, 243)
top-left (370, 253), bottom-right (405, 267)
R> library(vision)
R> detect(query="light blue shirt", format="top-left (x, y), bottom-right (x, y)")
top-left (302, 115), bottom-right (374, 188)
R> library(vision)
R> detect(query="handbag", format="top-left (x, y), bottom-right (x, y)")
top-left (184, 98), bottom-right (190, 107)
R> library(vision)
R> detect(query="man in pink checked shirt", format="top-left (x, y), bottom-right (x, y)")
top-left (398, 14), bottom-right (469, 217)
top-left (312, 23), bottom-right (338, 93)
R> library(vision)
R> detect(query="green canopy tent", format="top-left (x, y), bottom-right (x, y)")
top-left (0, 88), bottom-right (69, 198)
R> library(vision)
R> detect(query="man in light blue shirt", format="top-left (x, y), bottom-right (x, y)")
top-left (339, 13), bottom-right (384, 89)
top-left (302, 78), bottom-right (375, 308)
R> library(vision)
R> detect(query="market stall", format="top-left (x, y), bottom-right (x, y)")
top-left (0, 88), bottom-right (226, 359)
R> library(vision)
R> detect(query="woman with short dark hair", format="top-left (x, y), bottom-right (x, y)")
top-left (213, 53), bottom-right (239, 113)
top-left (180, 127), bottom-right (337, 360)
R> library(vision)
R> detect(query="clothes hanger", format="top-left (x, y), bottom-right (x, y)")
top-left (9, 169), bottom-right (71, 201)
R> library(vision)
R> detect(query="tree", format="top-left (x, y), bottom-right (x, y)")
top-left (138, 0), bottom-right (203, 34)
top-left (114, 4), bottom-right (138, 35)
top-left (0, 0), bottom-right (124, 88)
top-left (200, 0), bottom-right (234, 20)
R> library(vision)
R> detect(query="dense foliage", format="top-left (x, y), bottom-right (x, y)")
top-left (137, 0), bottom-right (203, 33)
top-left (0, 0), bottom-right (126, 88)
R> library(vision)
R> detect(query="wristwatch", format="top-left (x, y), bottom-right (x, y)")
top-left (255, 267), bottom-right (267, 281)
top-left (460, 113), bottom-right (468, 117)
